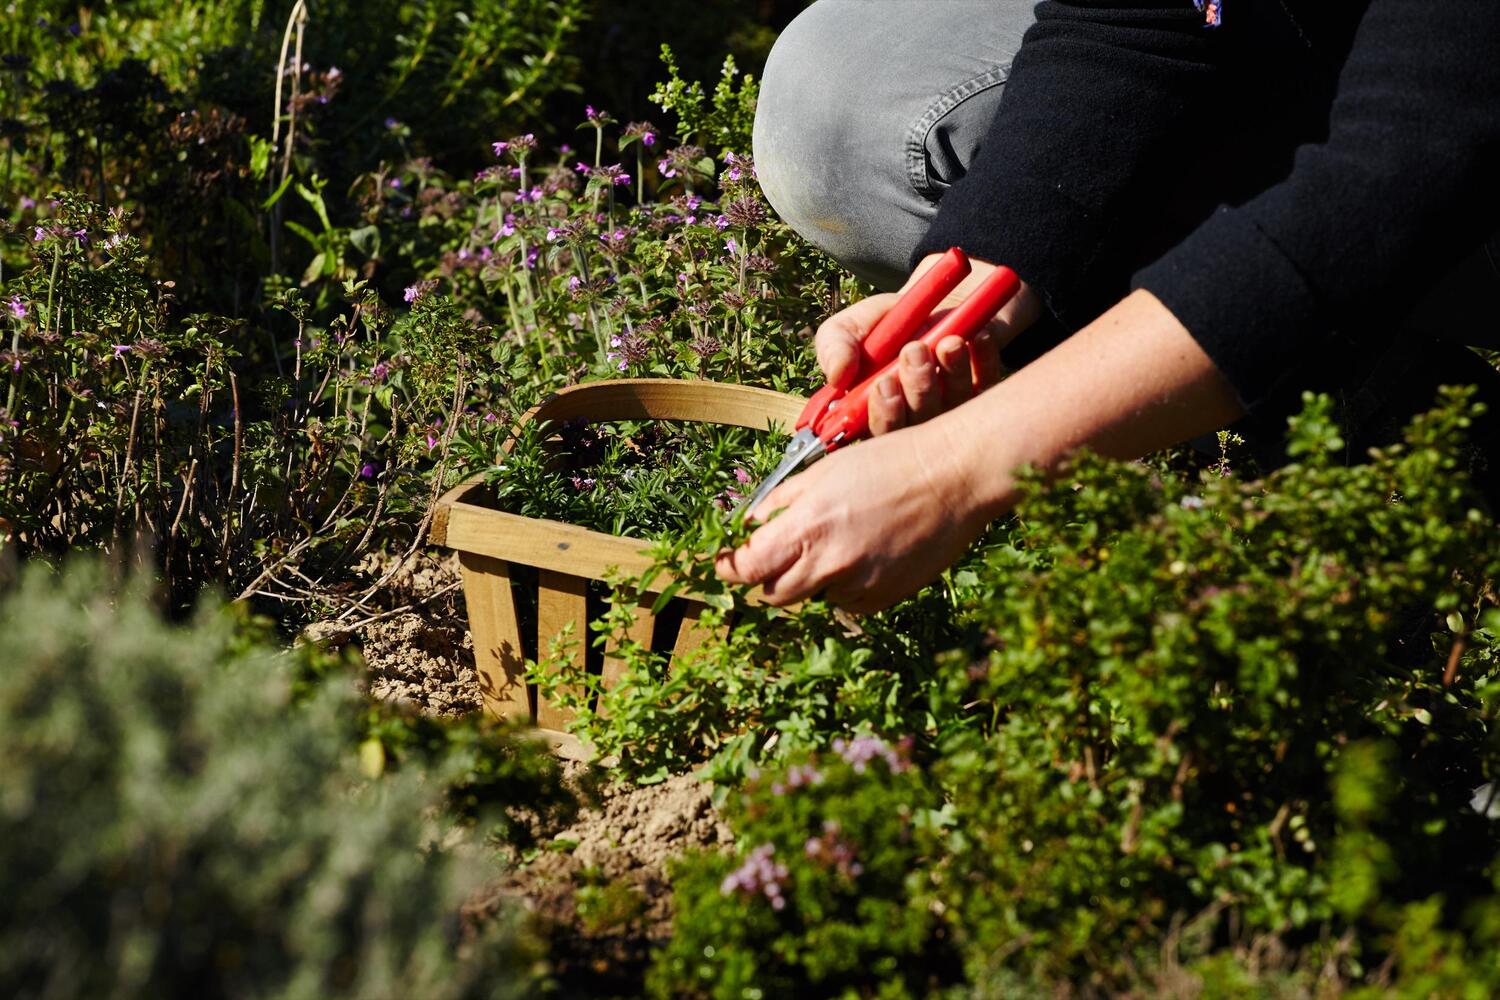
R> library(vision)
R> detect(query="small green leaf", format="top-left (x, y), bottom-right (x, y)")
top-left (261, 173), bottom-right (294, 210)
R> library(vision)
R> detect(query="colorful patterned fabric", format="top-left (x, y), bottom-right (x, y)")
top-left (1192, 0), bottom-right (1223, 27)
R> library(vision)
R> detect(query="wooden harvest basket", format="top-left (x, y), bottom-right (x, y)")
top-left (430, 379), bottom-right (804, 747)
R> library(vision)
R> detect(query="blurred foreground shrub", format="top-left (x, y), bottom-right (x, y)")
top-left (0, 560), bottom-right (540, 999)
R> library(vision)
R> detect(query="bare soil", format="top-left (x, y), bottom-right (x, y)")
top-left (315, 549), bottom-right (731, 994)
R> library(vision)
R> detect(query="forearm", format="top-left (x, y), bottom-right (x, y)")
top-left (929, 289), bottom-right (1244, 521)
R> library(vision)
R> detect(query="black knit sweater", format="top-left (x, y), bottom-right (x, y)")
top-left (913, 0), bottom-right (1500, 409)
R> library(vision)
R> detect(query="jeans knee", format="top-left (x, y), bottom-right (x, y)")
top-left (754, 5), bottom-right (862, 235)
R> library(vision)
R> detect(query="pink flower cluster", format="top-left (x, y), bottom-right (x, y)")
top-left (804, 820), bottom-right (863, 879)
top-left (832, 735), bottom-right (909, 775)
top-left (770, 762), bottom-right (822, 797)
top-left (720, 843), bottom-right (790, 910)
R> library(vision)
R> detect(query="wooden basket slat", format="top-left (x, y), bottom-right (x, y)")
top-left (438, 499), bottom-right (663, 588)
top-left (671, 599), bottom-right (725, 664)
top-left (458, 551), bottom-right (530, 722)
top-left (534, 570), bottom-right (590, 731)
top-left (597, 599), bottom-right (658, 718)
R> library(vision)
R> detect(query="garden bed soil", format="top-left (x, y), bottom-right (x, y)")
top-left (311, 550), bottom-right (730, 991)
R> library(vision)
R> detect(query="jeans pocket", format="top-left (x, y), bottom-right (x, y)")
top-left (905, 63), bottom-right (1013, 202)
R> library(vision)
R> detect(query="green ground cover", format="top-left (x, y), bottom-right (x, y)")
top-left (2, 3), bottom-right (1499, 996)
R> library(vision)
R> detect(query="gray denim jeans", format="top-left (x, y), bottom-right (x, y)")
top-left (753, 0), bottom-right (1037, 291)
top-left (753, 0), bottom-right (1500, 355)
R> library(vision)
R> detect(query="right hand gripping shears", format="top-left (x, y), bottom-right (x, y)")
top-left (737, 248), bottom-right (1021, 517)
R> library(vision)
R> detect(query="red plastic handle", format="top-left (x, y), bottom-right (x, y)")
top-left (814, 264), bottom-right (1021, 449)
top-left (795, 248), bottom-right (971, 431)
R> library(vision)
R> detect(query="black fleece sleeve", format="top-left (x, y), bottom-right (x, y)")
top-left (1133, 0), bottom-right (1500, 407)
top-left (913, 0), bottom-right (1225, 327)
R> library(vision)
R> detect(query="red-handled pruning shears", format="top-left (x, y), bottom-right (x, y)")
top-left (738, 247), bottom-right (1021, 517)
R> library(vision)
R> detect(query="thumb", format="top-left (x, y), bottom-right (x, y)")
top-left (815, 292), bottom-right (898, 388)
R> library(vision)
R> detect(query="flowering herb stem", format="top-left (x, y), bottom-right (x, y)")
top-left (636, 145), bottom-right (645, 206)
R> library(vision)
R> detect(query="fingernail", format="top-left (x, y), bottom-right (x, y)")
top-left (879, 375), bottom-right (901, 401)
top-left (901, 343), bottom-right (926, 368)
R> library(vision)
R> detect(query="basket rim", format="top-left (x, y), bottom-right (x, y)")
top-left (431, 378), bottom-right (805, 592)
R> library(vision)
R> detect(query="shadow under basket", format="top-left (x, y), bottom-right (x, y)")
top-left (430, 378), bottom-right (804, 754)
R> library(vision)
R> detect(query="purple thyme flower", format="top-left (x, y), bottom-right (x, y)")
top-left (5, 296), bottom-right (26, 321)
top-left (769, 763), bottom-right (823, 797)
top-left (832, 735), bottom-right (909, 775)
top-left (111, 344), bottom-right (132, 357)
top-left (722, 151), bottom-right (757, 183)
top-left (582, 163), bottom-right (632, 188)
top-left (719, 843), bottom-right (790, 910)
top-left (625, 121), bottom-right (659, 148)
top-left (734, 467), bottom-right (752, 485)
top-left (803, 820), bottom-right (864, 879)
top-left (359, 461), bottom-right (378, 479)
top-left (369, 361), bottom-right (390, 382)
top-left (723, 237), bottom-right (739, 256)
top-left (714, 214), bottom-right (731, 232)
top-left (385, 116), bottom-right (399, 129)
top-left (403, 279), bottom-right (437, 304)
top-left (493, 133), bottom-right (537, 160)
top-left (723, 196), bottom-right (768, 227)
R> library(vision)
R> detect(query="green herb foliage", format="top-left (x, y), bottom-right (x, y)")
top-left (648, 391), bottom-right (1500, 995)
top-left (0, 559), bottom-right (547, 998)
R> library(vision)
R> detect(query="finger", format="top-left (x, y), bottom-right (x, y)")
top-left (935, 335), bottom-right (972, 407)
top-left (867, 374), bottom-right (907, 436)
top-left (715, 512), bottom-right (804, 585)
top-left (899, 341), bottom-right (942, 423)
top-left (747, 472), bottom-right (810, 525)
top-left (970, 329), bottom-right (1005, 389)
top-left (814, 293), bottom-right (898, 386)
top-left (758, 548), bottom-right (832, 606)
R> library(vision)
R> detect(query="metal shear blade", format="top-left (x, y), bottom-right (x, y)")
top-left (736, 428), bottom-right (827, 518)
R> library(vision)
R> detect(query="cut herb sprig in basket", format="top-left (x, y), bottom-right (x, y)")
top-left (484, 411), bottom-right (790, 539)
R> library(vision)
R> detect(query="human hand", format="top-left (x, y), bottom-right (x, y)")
top-left (715, 418), bottom-right (1005, 613)
top-left (815, 254), bottom-right (1039, 435)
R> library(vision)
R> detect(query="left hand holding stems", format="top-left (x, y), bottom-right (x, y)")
top-left (714, 415), bottom-right (1003, 614)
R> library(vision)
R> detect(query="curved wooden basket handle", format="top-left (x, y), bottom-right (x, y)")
top-left (502, 378), bottom-right (806, 457)
top-left (434, 378), bottom-right (806, 545)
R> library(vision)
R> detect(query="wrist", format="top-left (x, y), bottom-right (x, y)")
top-left (921, 404), bottom-right (1023, 531)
